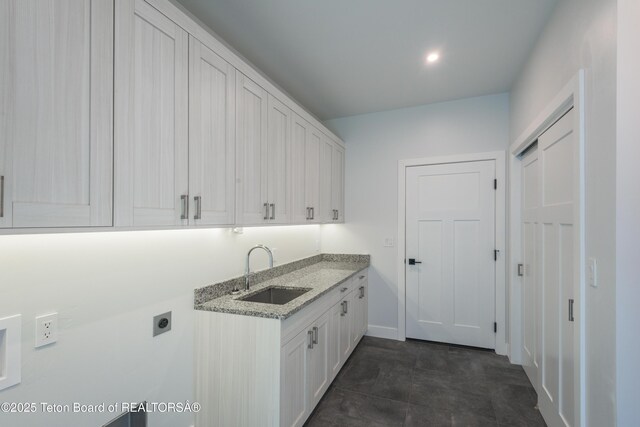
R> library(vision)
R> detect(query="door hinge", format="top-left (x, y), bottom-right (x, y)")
top-left (494, 179), bottom-right (497, 190)
top-left (494, 249), bottom-right (499, 261)
top-left (494, 322), bottom-right (497, 333)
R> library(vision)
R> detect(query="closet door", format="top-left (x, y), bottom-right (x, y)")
top-left (235, 72), bottom-right (268, 224)
top-left (521, 145), bottom-right (540, 390)
top-left (536, 109), bottom-right (577, 427)
top-left (189, 36), bottom-right (235, 226)
top-left (115, 0), bottom-right (189, 227)
top-left (1, 0), bottom-right (113, 228)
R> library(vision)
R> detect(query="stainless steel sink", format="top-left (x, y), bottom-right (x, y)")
top-left (240, 287), bottom-right (311, 305)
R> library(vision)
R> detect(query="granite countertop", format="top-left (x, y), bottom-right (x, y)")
top-left (194, 254), bottom-right (370, 320)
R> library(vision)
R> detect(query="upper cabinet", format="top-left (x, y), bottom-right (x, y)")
top-left (235, 72), bottom-right (292, 225)
top-left (114, 0), bottom-right (189, 227)
top-left (188, 36), bottom-right (236, 226)
top-left (0, 0), bottom-right (114, 228)
top-left (235, 72), bottom-right (269, 224)
top-left (1, 0), bottom-right (344, 232)
top-left (291, 115), bottom-right (321, 224)
top-left (319, 137), bottom-right (345, 223)
top-left (331, 143), bottom-right (345, 222)
top-left (115, 0), bottom-right (235, 227)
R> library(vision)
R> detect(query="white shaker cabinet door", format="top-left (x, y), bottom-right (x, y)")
top-left (1, 0), bottom-right (114, 228)
top-left (115, 0), bottom-right (189, 227)
top-left (305, 127), bottom-right (322, 224)
top-left (331, 143), bottom-right (345, 223)
top-left (291, 114), bottom-right (310, 223)
top-left (318, 137), bottom-right (334, 223)
top-left (267, 94), bottom-right (292, 224)
top-left (235, 72), bottom-right (269, 225)
top-left (189, 36), bottom-right (235, 226)
top-left (281, 327), bottom-right (310, 427)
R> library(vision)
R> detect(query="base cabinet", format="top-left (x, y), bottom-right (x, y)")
top-left (195, 270), bottom-right (368, 427)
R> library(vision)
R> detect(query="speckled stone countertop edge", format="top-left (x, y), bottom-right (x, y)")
top-left (193, 254), bottom-right (370, 320)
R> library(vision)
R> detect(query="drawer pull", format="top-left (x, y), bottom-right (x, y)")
top-left (341, 287), bottom-right (348, 293)
top-left (312, 326), bottom-right (319, 344)
top-left (308, 330), bottom-right (314, 349)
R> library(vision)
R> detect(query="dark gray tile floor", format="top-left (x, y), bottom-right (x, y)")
top-left (304, 336), bottom-right (546, 427)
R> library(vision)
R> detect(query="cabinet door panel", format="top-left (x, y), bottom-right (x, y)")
top-left (319, 137), bottom-right (334, 223)
top-left (281, 328), bottom-right (309, 427)
top-left (1, 0), bottom-right (113, 228)
top-left (329, 301), bottom-right (343, 379)
top-left (339, 292), bottom-right (354, 360)
top-left (291, 114), bottom-right (309, 223)
top-left (267, 94), bottom-right (291, 224)
top-left (307, 311), bottom-right (330, 409)
top-left (189, 37), bottom-right (235, 225)
top-left (115, 0), bottom-right (188, 227)
top-left (305, 128), bottom-right (321, 223)
top-left (332, 143), bottom-right (345, 222)
top-left (236, 72), bottom-right (268, 224)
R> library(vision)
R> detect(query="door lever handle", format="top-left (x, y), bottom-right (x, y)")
top-left (408, 258), bottom-right (422, 265)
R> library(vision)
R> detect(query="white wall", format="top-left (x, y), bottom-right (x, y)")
top-left (322, 93), bottom-right (509, 338)
top-left (0, 225), bottom-right (321, 427)
top-left (509, 0), bottom-right (617, 425)
top-left (616, 0), bottom-right (639, 424)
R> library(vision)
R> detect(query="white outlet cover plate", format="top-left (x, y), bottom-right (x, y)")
top-left (35, 313), bottom-right (58, 348)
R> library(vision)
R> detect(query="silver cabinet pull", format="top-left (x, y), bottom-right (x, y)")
top-left (311, 207), bottom-right (314, 220)
top-left (569, 299), bottom-right (575, 322)
top-left (270, 203), bottom-right (275, 220)
top-left (359, 286), bottom-right (365, 299)
top-left (341, 287), bottom-right (348, 293)
top-left (359, 275), bottom-right (365, 280)
top-left (180, 195), bottom-right (188, 220)
top-left (194, 196), bottom-right (202, 220)
top-left (344, 300), bottom-right (348, 314)
top-left (0, 175), bottom-right (4, 218)
top-left (263, 203), bottom-right (269, 220)
top-left (306, 207), bottom-right (310, 220)
top-left (336, 209), bottom-right (339, 220)
top-left (312, 326), bottom-right (319, 344)
top-left (340, 301), bottom-right (347, 316)
top-left (308, 330), bottom-right (314, 349)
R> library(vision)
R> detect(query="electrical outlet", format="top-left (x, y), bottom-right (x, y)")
top-left (35, 313), bottom-right (58, 348)
top-left (153, 312), bottom-right (172, 337)
top-left (384, 238), bottom-right (394, 247)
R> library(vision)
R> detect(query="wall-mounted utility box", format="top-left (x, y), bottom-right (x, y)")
top-left (0, 314), bottom-right (21, 391)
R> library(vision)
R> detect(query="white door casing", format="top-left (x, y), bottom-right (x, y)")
top-left (405, 160), bottom-right (496, 349)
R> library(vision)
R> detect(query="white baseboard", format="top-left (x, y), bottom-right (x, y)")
top-left (365, 324), bottom-right (400, 340)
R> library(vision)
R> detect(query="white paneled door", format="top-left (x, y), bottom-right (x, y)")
top-left (530, 109), bottom-right (577, 427)
top-left (406, 161), bottom-right (496, 348)
top-left (521, 144), bottom-right (540, 390)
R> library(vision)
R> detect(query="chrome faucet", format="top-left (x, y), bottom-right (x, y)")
top-left (240, 244), bottom-right (274, 292)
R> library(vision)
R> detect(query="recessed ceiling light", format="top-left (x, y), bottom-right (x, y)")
top-left (426, 52), bottom-right (440, 64)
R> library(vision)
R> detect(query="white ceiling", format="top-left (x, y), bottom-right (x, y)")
top-left (175, 0), bottom-right (558, 120)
